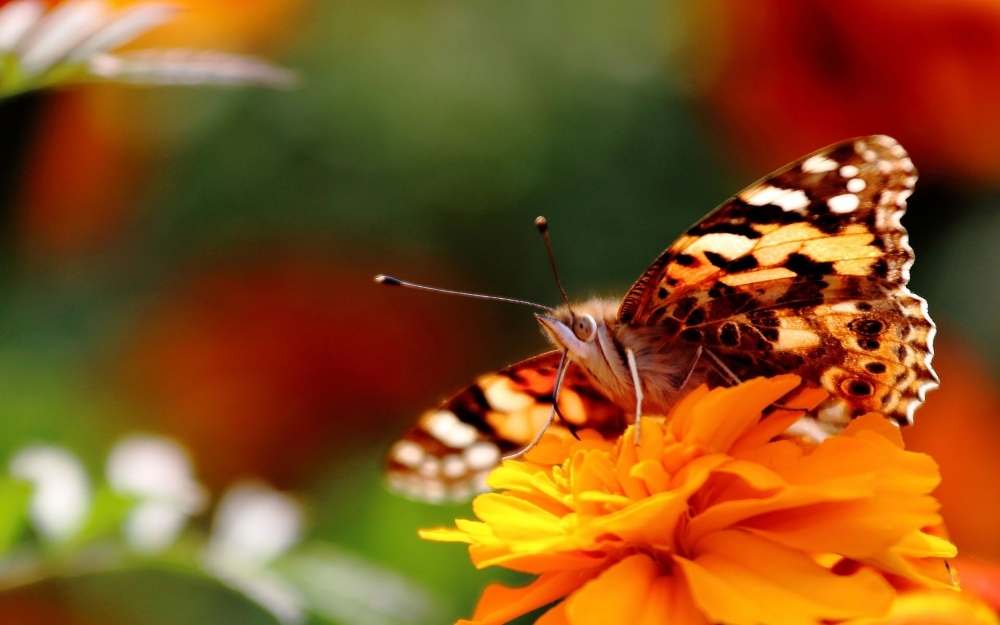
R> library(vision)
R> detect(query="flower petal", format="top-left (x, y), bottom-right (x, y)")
top-left (534, 601), bottom-right (570, 625)
top-left (564, 554), bottom-right (710, 625)
top-left (677, 530), bottom-right (894, 625)
top-left (460, 569), bottom-right (601, 625)
top-left (848, 588), bottom-right (999, 625)
top-left (670, 376), bottom-right (802, 454)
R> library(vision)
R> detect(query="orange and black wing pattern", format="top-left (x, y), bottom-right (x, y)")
top-left (386, 352), bottom-right (626, 503)
top-left (619, 136), bottom-right (937, 425)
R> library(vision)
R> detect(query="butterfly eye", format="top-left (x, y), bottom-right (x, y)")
top-left (573, 314), bottom-right (597, 342)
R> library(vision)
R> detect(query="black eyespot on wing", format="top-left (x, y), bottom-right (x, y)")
top-left (850, 319), bottom-right (884, 335)
top-left (865, 362), bottom-right (887, 374)
top-left (858, 338), bottom-right (880, 351)
top-left (846, 380), bottom-right (873, 397)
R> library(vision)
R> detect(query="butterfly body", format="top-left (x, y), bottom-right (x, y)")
top-left (537, 300), bottom-right (706, 419)
top-left (386, 135), bottom-right (938, 503)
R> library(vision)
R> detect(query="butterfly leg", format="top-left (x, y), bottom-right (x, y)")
top-left (704, 348), bottom-right (812, 413)
top-left (626, 348), bottom-right (644, 445)
top-left (503, 350), bottom-right (570, 460)
top-left (703, 348), bottom-right (743, 386)
top-left (503, 405), bottom-right (558, 460)
top-left (675, 345), bottom-right (703, 391)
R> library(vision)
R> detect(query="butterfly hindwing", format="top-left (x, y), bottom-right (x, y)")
top-left (386, 352), bottom-right (625, 503)
top-left (618, 135), bottom-right (937, 426)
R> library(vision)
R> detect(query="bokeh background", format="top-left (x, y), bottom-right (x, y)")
top-left (2, 0), bottom-right (1000, 623)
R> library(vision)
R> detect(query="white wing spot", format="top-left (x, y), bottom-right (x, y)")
top-left (846, 178), bottom-right (866, 193)
top-left (827, 194), bottom-right (860, 213)
top-left (391, 441), bottom-right (425, 468)
top-left (900, 157), bottom-right (915, 172)
top-left (839, 165), bottom-right (859, 178)
top-left (418, 457), bottom-right (440, 478)
top-left (421, 480), bottom-right (447, 503)
top-left (801, 154), bottom-right (838, 173)
top-left (873, 135), bottom-right (898, 148)
top-left (890, 144), bottom-right (907, 158)
top-left (423, 410), bottom-right (479, 448)
top-left (877, 160), bottom-right (893, 174)
top-left (483, 380), bottom-right (534, 412)
top-left (464, 442), bottom-right (501, 470)
top-left (888, 210), bottom-right (904, 229)
top-left (740, 185), bottom-right (810, 212)
top-left (896, 189), bottom-right (912, 206)
top-left (449, 481), bottom-right (472, 501)
top-left (862, 149), bottom-right (877, 162)
top-left (442, 455), bottom-right (467, 479)
top-left (904, 176), bottom-right (917, 188)
top-left (471, 470), bottom-right (491, 492)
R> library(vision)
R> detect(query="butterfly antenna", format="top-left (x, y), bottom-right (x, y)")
top-left (375, 275), bottom-right (554, 312)
top-left (535, 216), bottom-right (572, 310)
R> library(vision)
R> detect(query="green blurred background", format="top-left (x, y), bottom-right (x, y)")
top-left (4, 0), bottom-right (1000, 623)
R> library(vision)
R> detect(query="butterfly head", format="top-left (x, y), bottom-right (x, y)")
top-left (535, 300), bottom-right (627, 389)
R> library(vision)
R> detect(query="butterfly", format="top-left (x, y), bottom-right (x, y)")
top-left (385, 135), bottom-right (938, 503)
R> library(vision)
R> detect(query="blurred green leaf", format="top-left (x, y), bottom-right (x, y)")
top-left (71, 486), bottom-right (133, 547)
top-left (0, 478), bottom-right (30, 554)
top-left (277, 543), bottom-right (444, 625)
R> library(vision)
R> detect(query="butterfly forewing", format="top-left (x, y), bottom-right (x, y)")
top-left (386, 352), bottom-right (625, 503)
top-left (618, 135), bottom-right (937, 425)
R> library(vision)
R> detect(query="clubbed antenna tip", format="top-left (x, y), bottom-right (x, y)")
top-left (535, 216), bottom-right (571, 310)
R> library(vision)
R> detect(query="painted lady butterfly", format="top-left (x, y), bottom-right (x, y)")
top-left (385, 135), bottom-right (938, 503)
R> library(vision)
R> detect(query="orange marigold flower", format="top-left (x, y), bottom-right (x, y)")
top-left (851, 586), bottom-right (999, 625)
top-left (422, 375), bottom-right (957, 625)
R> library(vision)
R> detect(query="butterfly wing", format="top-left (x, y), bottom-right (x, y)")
top-left (386, 352), bottom-right (626, 503)
top-left (619, 135), bottom-right (936, 426)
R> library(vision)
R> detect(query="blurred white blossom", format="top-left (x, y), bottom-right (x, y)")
top-left (9, 445), bottom-right (90, 542)
top-left (204, 483), bottom-right (306, 624)
top-left (106, 434), bottom-right (206, 554)
top-left (0, 0), bottom-right (295, 97)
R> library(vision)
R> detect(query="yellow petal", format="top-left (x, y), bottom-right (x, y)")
top-left (418, 527), bottom-right (475, 543)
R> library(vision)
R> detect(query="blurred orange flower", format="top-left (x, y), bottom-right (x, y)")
top-left (902, 333), bottom-right (1000, 562)
top-left (423, 376), bottom-right (957, 625)
top-left (686, 0), bottom-right (1000, 181)
top-left (121, 254), bottom-right (486, 489)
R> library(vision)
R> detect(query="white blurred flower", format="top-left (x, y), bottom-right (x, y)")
top-left (106, 434), bottom-right (206, 554)
top-left (208, 483), bottom-right (303, 566)
top-left (0, 0), bottom-right (295, 96)
top-left (203, 482), bottom-right (306, 624)
top-left (9, 445), bottom-right (91, 541)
